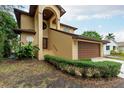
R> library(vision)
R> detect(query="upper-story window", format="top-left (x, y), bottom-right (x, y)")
top-left (43, 22), bottom-right (47, 30)
top-left (106, 46), bottom-right (110, 50)
top-left (63, 27), bottom-right (69, 32)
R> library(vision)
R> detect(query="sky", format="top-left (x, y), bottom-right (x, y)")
top-left (23, 5), bottom-right (124, 42)
top-left (60, 5), bottom-right (124, 42)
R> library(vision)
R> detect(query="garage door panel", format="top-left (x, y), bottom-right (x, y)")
top-left (78, 41), bottom-right (100, 58)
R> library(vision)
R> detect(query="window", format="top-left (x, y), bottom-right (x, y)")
top-left (43, 38), bottom-right (48, 49)
top-left (43, 22), bottom-right (47, 30)
top-left (63, 27), bottom-right (69, 32)
top-left (113, 46), bottom-right (116, 50)
top-left (26, 36), bottom-right (33, 42)
top-left (106, 46), bottom-right (110, 50)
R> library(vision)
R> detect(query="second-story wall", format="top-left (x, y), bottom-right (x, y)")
top-left (48, 29), bottom-right (73, 59)
top-left (20, 14), bottom-right (34, 29)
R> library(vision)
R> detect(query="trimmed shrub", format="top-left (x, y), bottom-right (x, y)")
top-left (44, 55), bottom-right (122, 78)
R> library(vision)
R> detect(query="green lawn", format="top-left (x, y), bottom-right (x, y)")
top-left (108, 55), bottom-right (124, 61)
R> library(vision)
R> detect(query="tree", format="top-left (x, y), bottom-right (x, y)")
top-left (0, 31), bottom-right (6, 58)
top-left (0, 5), bottom-right (26, 58)
top-left (81, 31), bottom-right (102, 40)
top-left (0, 5), bottom-right (25, 13)
top-left (0, 11), bottom-right (17, 57)
top-left (105, 33), bottom-right (115, 40)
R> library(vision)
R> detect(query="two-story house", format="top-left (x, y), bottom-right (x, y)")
top-left (13, 5), bottom-right (108, 60)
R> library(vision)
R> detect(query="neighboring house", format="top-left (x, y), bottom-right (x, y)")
top-left (13, 5), bottom-right (108, 60)
top-left (117, 42), bottom-right (124, 52)
top-left (104, 39), bottom-right (118, 56)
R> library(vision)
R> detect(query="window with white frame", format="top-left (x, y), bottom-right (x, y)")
top-left (26, 36), bottom-right (33, 42)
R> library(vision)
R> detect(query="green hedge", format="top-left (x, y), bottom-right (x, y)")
top-left (78, 58), bottom-right (91, 61)
top-left (44, 55), bottom-right (122, 78)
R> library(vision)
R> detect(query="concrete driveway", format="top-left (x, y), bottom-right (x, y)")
top-left (92, 57), bottom-right (124, 78)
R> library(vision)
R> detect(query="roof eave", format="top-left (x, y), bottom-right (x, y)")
top-left (29, 5), bottom-right (66, 17)
top-left (13, 29), bottom-right (36, 34)
top-left (60, 23), bottom-right (78, 30)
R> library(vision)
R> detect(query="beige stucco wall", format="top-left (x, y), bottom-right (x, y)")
top-left (21, 14), bottom-right (34, 29)
top-left (33, 9), bottom-right (38, 46)
top-left (72, 40), bottom-right (78, 60)
top-left (48, 29), bottom-right (73, 59)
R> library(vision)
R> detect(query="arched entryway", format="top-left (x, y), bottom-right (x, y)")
top-left (43, 7), bottom-right (60, 30)
top-left (41, 6), bottom-right (60, 57)
top-left (37, 6), bottom-right (60, 60)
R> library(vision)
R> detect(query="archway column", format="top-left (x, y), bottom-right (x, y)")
top-left (56, 17), bottom-right (60, 30)
top-left (37, 6), bottom-right (43, 60)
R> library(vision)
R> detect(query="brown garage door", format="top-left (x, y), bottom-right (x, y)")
top-left (78, 41), bottom-right (100, 59)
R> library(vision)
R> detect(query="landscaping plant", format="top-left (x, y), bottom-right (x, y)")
top-left (15, 42), bottom-right (39, 59)
top-left (44, 55), bottom-right (122, 78)
top-left (111, 50), bottom-right (124, 57)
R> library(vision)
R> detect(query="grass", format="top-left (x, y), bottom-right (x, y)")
top-left (0, 59), bottom-right (123, 88)
top-left (108, 55), bottom-right (124, 61)
top-left (109, 57), bottom-right (124, 61)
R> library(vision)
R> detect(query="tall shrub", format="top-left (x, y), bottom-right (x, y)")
top-left (15, 42), bottom-right (39, 59)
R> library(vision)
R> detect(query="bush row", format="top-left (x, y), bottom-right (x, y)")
top-left (44, 55), bottom-right (122, 78)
